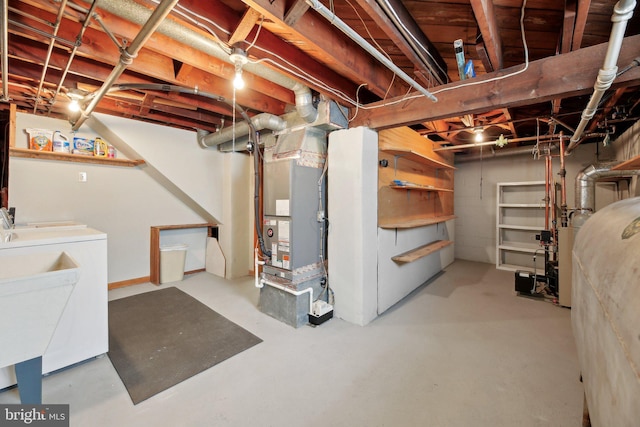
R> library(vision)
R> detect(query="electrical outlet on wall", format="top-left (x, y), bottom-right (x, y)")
top-left (78, 172), bottom-right (87, 182)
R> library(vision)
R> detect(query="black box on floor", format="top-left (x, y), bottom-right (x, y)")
top-left (515, 271), bottom-right (536, 294)
top-left (309, 309), bottom-right (333, 325)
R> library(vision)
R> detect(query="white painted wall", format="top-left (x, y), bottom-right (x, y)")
top-left (377, 220), bottom-right (454, 313)
top-left (453, 141), bottom-right (619, 265)
top-left (9, 112), bottom-right (253, 283)
top-left (328, 127), bottom-right (455, 325)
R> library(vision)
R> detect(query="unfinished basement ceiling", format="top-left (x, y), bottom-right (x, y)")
top-left (2, 0), bottom-right (639, 153)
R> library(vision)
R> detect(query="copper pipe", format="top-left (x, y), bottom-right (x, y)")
top-left (559, 133), bottom-right (568, 227)
top-left (545, 154), bottom-right (551, 230)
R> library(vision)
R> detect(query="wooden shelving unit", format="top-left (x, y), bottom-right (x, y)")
top-left (392, 240), bottom-right (453, 263)
top-left (10, 147), bottom-right (145, 167)
top-left (496, 181), bottom-right (546, 274)
top-left (378, 127), bottom-right (455, 231)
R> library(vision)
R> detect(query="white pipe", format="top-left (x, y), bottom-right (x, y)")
top-left (256, 267), bottom-right (314, 315)
top-left (254, 248), bottom-right (265, 289)
top-left (306, 0), bottom-right (437, 102)
top-left (566, 0), bottom-right (637, 154)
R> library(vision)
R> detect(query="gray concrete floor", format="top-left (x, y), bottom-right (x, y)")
top-left (0, 260), bottom-right (583, 426)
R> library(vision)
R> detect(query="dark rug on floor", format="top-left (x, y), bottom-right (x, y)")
top-left (108, 287), bottom-right (262, 404)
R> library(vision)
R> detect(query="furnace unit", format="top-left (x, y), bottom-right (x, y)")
top-left (259, 126), bottom-right (329, 327)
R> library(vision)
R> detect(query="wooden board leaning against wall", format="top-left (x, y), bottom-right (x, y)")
top-left (378, 127), bottom-right (455, 228)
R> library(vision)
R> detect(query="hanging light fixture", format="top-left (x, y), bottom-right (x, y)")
top-left (474, 128), bottom-right (484, 143)
top-left (66, 88), bottom-right (86, 112)
top-left (229, 46), bottom-right (248, 90)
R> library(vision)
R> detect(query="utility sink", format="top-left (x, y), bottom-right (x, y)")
top-left (0, 251), bottom-right (80, 369)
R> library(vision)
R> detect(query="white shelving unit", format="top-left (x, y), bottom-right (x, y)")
top-left (496, 181), bottom-right (546, 274)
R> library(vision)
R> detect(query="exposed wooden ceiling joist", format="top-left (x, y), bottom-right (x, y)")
top-left (351, 34), bottom-right (640, 130)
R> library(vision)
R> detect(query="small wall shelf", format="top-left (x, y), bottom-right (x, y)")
top-left (380, 215), bottom-right (456, 229)
top-left (611, 154), bottom-right (640, 171)
top-left (10, 147), bottom-right (145, 167)
top-left (389, 184), bottom-right (453, 192)
top-left (392, 240), bottom-right (453, 263)
top-left (382, 148), bottom-right (456, 170)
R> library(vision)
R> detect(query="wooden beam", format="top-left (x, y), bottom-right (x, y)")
top-left (561, 0), bottom-right (577, 54)
top-left (470, 0), bottom-right (503, 71)
top-left (228, 7), bottom-right (262, 46)
top-left (354, 0), bottom-right (448, 85)
top-left (171, 0), bottom-right (361, 101)
top-left (241, 0), bottom-right (407, 98)
top-left (351, 35), bottom-right (640, 130)
top-left (12, 0), bottom-right (293, 108)
top-left (572, 0), bottom-right (592, 50)
top-left (284, 0), bottom-right (310, 26)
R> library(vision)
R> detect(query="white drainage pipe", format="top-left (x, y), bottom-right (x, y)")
top-left (566, 0), bottom-right (637, 154)
top-left (254, 250), bottom-right (313, 314)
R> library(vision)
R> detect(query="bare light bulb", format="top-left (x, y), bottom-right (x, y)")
top-left (233, 69), bottom-right (245, 89)
top-left (68, 99), bottom-right (80, 112)
top-left (474, 129), bottom-right (484, 143)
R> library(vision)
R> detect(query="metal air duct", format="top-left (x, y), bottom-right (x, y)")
top-left (573, 162), bottom-right (640, 228)
top-left (95, 0), bottom-right (317, 123)
top-left (198, 113), bottom-right (286, 148)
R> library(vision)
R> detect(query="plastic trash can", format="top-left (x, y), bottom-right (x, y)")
top-left (159, 244), bottom-right (188, 284)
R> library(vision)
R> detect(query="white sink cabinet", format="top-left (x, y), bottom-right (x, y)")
top-left (0, 225), bottom-right (108, 389)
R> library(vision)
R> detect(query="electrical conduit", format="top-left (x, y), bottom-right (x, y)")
top-left (306, 0), bottom-right (437, 102)
top-left (71, 0), bottom-right (179, 130)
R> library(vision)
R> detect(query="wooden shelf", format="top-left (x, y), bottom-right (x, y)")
top-left (380, 215), bottom-right (456, 229)
top-left (499, 203), bottom-right (544, 208)
top-left (498, 224), bottom-right (543, 231)
top-left (498, 242), bottom-right (545, 253)
top-left (10, 147), bottom-right (145, 167)
top-left (612, 154), bottom-right (640, 171)
top-left (389, 184), bottom-right (453, 192)
top-left (392, 240), bottom-right (453, 263)
top-left (382, 148), bottom-right (455, 170)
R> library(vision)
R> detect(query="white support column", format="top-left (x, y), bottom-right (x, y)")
top-left (328, 127), bottom-right (378, 325)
